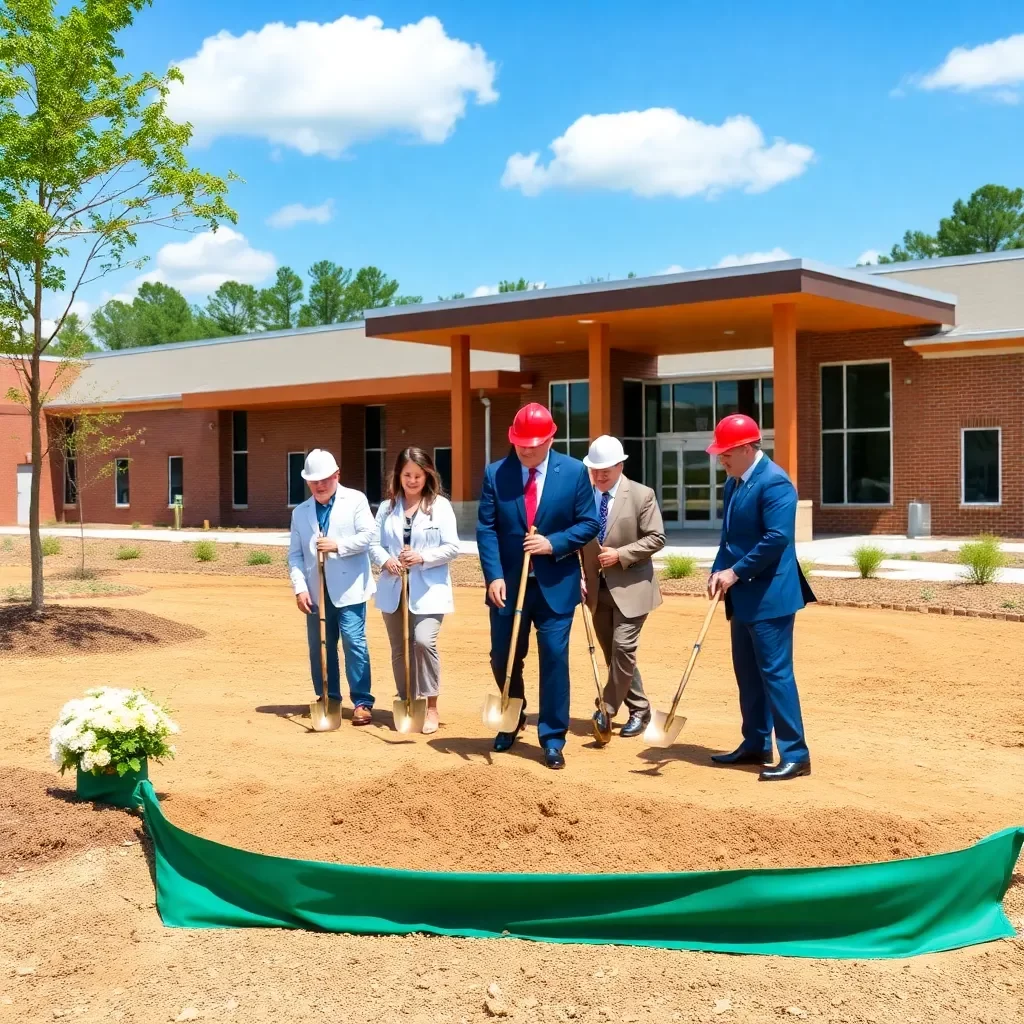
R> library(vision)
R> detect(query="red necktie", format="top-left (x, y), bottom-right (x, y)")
top-left (524, 468), bottom-right (538, 528)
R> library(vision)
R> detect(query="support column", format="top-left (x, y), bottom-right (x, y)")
top-left (450, 334), bottom-right (472, 503)
top-left (588, 322), bottom-right (611, 440)
top-left (772, 303), bottom-right (798, 486)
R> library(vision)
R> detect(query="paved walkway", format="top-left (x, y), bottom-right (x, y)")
top-left (3, 525), bottom-right (1023, 584)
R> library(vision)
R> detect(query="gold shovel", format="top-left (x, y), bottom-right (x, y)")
top-left (393, 552), bottom-right (428, 733)
top-left (309, 547), bottom-right (343, 732)
top-left (579, 553), bottom-right (612, 746)
top-left (643, 592), bottom-right (721, 749)
top-left (481, 527), bottom-right (534, 732)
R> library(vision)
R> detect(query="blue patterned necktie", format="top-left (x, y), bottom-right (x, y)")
top-left (598, 491), bottom-right (610, 543)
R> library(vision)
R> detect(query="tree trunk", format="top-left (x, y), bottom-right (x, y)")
top-left (78, 483), bottom-right (86, 577)
top-left (29, 257), bottom-right (44, 617)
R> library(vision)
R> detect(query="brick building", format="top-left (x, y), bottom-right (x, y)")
top-left (2, 251), bottom-right (1022, 538)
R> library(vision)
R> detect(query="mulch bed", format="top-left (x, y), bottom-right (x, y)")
top-left (0, 766), bottom-right (141, 875)
top-left (0, 605), bottom-right (206, 658)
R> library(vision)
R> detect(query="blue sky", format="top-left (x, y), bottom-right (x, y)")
top-left (67, 2), bottom-right (1024, 318)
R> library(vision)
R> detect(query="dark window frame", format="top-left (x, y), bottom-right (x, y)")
top-left (961, 427), bottom-right (1001, 506)
top-left (231, 410), bottom-right (248, 509)
top-left (167, 456), bottom-right (184, 507)
top-left (114, 458), bottom-right (130, 508)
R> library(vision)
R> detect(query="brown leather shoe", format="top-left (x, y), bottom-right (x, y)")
top-left (352, 705), bottom-right (373, 726)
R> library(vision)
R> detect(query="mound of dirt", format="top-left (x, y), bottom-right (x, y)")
top-left (0, 604), bottom-right (205, 658)
top-left (171, 763), bottom-right (958, 874)
top-left (0, 766), bottom-right (142, 875)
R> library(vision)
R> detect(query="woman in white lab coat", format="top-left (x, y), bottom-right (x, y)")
top-left (371, 447), bottom-right (460, 734)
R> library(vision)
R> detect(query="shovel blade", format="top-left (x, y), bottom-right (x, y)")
top-left (393, 697), bottom-right (428, 734)
top-left (309, 697), bottom-right (342, 732)
top-left (643, 710), bottom-right (687, 749)
top-left (482, 693), bottom-right (525, 733)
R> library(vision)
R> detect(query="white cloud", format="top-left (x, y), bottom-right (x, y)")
top-left (266, 200), bottom-right (335, 229)
top-left (855, 249), bottom-right (881, 266)
top-left (501, 109), bottom-right (813, 199)
top-left (656, 249), bottom-right (791, 275)
top-left (916, 33), bottom-right (1024, 100)
top-left (166, 15), bottom-right (498, 158)
top-left (25, 296), bottom-right (93, 338)
top-left (137, 228), bottom-right (276, 296)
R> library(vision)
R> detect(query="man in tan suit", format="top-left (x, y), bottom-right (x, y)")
top-left (581, 435), bottom-right (666, 739)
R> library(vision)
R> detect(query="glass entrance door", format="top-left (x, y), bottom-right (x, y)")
top-left (658, 438), bottom-right (724, 530)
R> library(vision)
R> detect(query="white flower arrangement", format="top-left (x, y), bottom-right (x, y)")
top-left (50, 687), bottom-right (179, 777)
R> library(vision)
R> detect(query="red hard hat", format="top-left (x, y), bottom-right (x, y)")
top-left (706, 414), bottom-right (761, 455)
top-left (508, 402), bottom-right (557, 448)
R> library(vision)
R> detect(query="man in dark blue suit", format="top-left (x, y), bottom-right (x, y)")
top-left (707, 414), bottom-right (815, 781)
top-left (477, 403), bottom-right (600, 769)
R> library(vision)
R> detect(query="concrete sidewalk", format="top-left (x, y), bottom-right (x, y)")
top-left (3, 525), bottom-right (1022, 585)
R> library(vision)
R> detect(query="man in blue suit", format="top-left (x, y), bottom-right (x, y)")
top-left (707, 414), bottom-right (815, 781)
top-left (477, 402), bottom-right (600, 769)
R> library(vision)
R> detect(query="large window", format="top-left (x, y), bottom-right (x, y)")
top-left (114, 459), bottom-right (130, 507)
top-left (962, 428), bottom-right (1000, 505)
top-left (365, 405), bottom-right (386, 505)
top-left (232, 411), bottom-right (248, 508)
top-left (62, 418), bottom-right (77, 506)
top-left (549, 381), bottom-right (590, 460)
top-left (621, 380), bottom-right (645, 480)
top-left (287, 452), bottom-right (310, 507)
top-left (820, 362), bottom-right (891, 505)
top-left (168, 456), bottom-right (184, 506)
top-left (434, 447), bottom-right (452, 495)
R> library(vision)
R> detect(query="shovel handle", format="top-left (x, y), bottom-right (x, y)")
top-left (401, 545), bottom-right (413, 712)
top-left (500, 526), bottom-right (536, 710)
top-left (578, 552), bottom-right (606, 709)
top-left (317, 541), bottom-right (329, 710)
top-left (663, 593), bottom-right (720, 727)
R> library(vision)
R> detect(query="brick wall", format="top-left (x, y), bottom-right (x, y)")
top-left (54, 408), bottom-right (222, 528)
top-left (797, 326), bottom-right (1024, 536)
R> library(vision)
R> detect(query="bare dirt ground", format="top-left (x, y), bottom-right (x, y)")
top-left (0, 571), bottom-right (1021, 1024)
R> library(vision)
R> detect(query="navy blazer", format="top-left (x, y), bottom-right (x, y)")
top-left (476, 449), bottom-right (600, 617)
top-left (711, 455), bottom-right (815, 624)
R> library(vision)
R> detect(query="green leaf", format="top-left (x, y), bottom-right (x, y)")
top-left (129, 758), bottom-right (141, 772)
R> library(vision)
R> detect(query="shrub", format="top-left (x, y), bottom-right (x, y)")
top-left (851, 544), bottom-right (885, 579)
top-left (662, 554), bottom-right (697, 579)
top-left (957, 535), bottom-right (1006, 585)
top-left (131, 521), bottom-right (141, 530)
top-left (798, 557), bottom-right (815, 577)
top-left (1001, 600), bottom-right (1018, 610)
top-left (908, 553), bottom-right (923, 562)
top-left (116, 545), bottom-right (141, 561)
top-left (193, 540), bottom-right (217, 562)
top-left (1, 537), bottom-right (13, 552)
top-left (920, 588), bottom-right (935, 602)
top-left (41, 536), bottom-right (62, 557)
top-left (246, 550), bottom-right (273, 566)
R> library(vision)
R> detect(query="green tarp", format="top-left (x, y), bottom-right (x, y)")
top-left (135, 782), bottom-right (1022, 959)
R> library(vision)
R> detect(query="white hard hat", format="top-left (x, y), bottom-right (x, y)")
top-left (300, 449), bottom-right (340, 481)
top-left (583, 435), bottom-right (627, 470)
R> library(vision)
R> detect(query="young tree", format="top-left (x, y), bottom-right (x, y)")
top-left (50, 411), bottom-right (143, 578)
top-left (345, 266), bottom-right (399, 318)
top-left (257, 266), bottom-right (304, 330)
top-left (297, 260), bottom-right (351, 326)
top-left (498, 278), bottom-right (532, 292)
top-left (48, 312), bottom-right (99, 355)
top-left (0, 0), bottom-right (235, 616)
top-left (200, 280), bottom-right (258, 336)
top-left (878, 185), bottom-right (1024, 262)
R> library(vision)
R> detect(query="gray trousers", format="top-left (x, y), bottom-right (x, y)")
top-left (382, 609), bottom-right (443, 699)
top-left (593, 583), bottom-right (650, 717)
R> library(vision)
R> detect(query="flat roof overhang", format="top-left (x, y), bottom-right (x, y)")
top-left (364, 260), bottom-right (958, 354)
top-left (43, 369), bottom-right (532, 414)
top-left (905, 328), bottom-right (1024, 359)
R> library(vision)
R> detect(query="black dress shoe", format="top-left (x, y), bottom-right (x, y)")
top-left (759, 760), bottom-right (811, 781)
top-left (711, 745), bottom-right (774, 766)
top-left (493, 713), bottom-right (527, 752)
top-left (543, 746), bottom-right (565, 770)
top-left (619, 710), bottom-right (651, 738)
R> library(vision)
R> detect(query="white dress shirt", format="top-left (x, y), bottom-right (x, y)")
top-left (724, 449), bottom-right (764, 532)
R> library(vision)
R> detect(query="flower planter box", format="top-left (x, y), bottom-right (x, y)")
top-left (76, 758), bottom-right (148, 808)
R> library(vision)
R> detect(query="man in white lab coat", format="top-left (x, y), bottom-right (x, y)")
top-left (287, 449), bottom-right (377, 724)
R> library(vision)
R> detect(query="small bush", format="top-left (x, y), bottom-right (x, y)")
top-left (662, 554), bottom-right (697, 579)
top-left (798, 557), bottom-right (815, 577)
top-left (958, 534), bottom-right (1006, 585)
top-left (193, 540), bottom-right (218, 562)
top-left (246, 550), bottom-right (273, 566)
top-left (1, 537), bottom-right (13, 552)
top-left (41, 536), bottom-right (61, 557)
top-left (920, 588), bottom-right (935, 602)
top-left (131, 521), bottom-right (141, 530)
top-left (851, 544), bottom-right (885, 579)
top-left (116, 545), bottom-right (141, 560)
top-left (1000, 600), bottom-right (1018, 610)
top-left (908, 552), bottom-right (923, 562)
